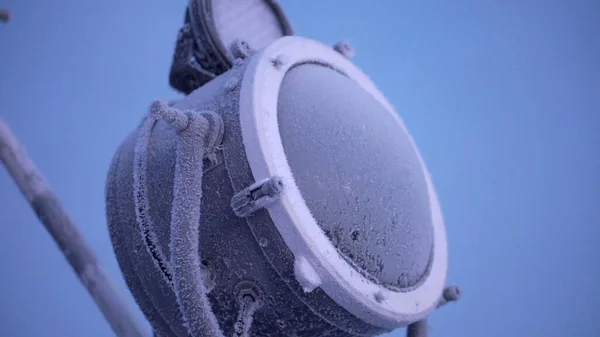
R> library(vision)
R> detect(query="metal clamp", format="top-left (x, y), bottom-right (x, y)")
top-left (231, 177), bottom-right (284, 217)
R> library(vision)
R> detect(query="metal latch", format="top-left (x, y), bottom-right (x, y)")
top-left (231, 176), bottom-right (284, 217)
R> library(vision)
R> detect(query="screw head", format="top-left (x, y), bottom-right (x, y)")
top-left (229, 39), bottom-right (253, 60)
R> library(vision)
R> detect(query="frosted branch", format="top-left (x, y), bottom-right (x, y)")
top-left (0, 117), bottom-right (149, 337)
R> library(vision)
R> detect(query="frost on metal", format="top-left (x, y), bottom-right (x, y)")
top-left (200, 262), bottom-right (217, 294)
top-left (166, 106), bottom-right (226, 337)
top-left (127, 100), bottom-right (227, 336)
top-left (223, 75), bottom-right (241, 92)
top-left (103, 34), bottom-right (461, 336)
top-left (107, 114), bottom-right (189, 337)
top-left (231, 176), bottom-right (284, 217)
top-left (374, 291), bottom-right (386, 303)
top-left (437, 285), bottom-right (461, 308)
top-left (133, 105), bottom-right (174, 284)
top-left (293, 256), bottom-right (322, 293)
top-left (270, 53), bottom-right (289, 69)
top-left (407, 285), bottom-right (461, 337)
top-left (229, 38), bottom-right (254, 60)
top-left (232, 293), bottom-right (261, 337)
top-left (277, 63), bottom-right (434, 290)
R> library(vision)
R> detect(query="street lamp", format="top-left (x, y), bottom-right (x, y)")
top-left (106, 2), bottom-right (459, 337)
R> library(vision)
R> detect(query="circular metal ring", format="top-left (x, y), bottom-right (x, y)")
top-left (238, 36), bottom-right (448, 329)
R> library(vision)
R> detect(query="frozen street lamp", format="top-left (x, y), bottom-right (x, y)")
top-left (106, 1), bottom-right (459, 337)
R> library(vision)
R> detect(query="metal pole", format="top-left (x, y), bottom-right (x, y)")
top-left (0, 117), bottom-right (149, 337)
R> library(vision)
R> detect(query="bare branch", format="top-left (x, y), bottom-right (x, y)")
top-left (0, 117), bottom-right (149, 337)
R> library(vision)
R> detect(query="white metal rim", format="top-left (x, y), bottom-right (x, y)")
top-left (238, 36), bottom-right (448, 329)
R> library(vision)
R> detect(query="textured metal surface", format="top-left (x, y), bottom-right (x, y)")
top-left (107, 63), bottom-right (382, 336)
top-left (171, 0), bottom-right (294, 94)
top-left (277, 64), bottom-right (435, 290)
top-left (210, 0), bottom-right (287, 54)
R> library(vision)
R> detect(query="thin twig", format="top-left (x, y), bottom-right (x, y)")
top-left (0, 117), bottom-right (149, 337)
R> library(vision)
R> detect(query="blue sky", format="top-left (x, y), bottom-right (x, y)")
top-left (0, 0), bottom-right (598, 336)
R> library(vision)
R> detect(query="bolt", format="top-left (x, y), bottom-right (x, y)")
top-left (333, 40), bottom-right (355, 59)
top-left (374, 291), bottom-right (386, 303)
top-left (271, 54), bottom-right (288, 69)
top-left (437, 285), bottom-right (461, 308)
top-left (229, 39), bottom-right (253, 60)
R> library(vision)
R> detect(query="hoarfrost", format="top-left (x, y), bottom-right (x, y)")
top-left (200, 263), bottom-right (216, 294)
top-left (152, 101), bottom-right (225, 337)
top-left (293, 256), bottom-right (321, 293)
top-left (232, 294), bottom-right (260, 337)
top-left (132, 111), bottom-right (173, 283)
